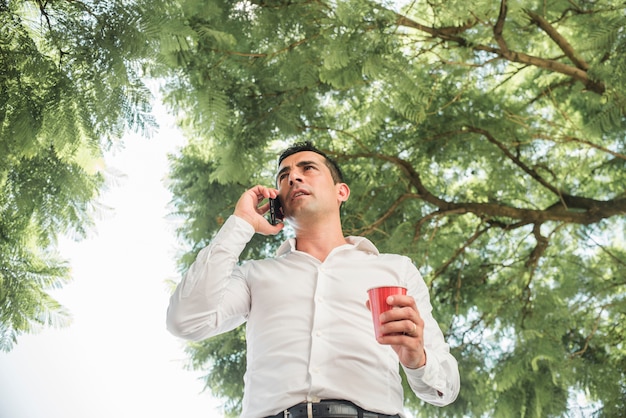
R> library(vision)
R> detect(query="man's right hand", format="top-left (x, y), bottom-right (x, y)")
top-left (233, 185), bottom-right (285, 235)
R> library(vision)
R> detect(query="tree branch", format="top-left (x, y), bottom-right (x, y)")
top-left (525, 224), bottom-right (550, 269)
top-left (560, 136), bottom-right (626, 161)
top-left (463, 126), bottom-right (562, 198)
top-left (433, 224), bottom-right (489, 279)
top-left (524, 9), bottom-right (590, 71)
top-left (344, 151), bottom-right (626, 226)
top-left (356, 193), bottom-right (419, 235)
top-left (569, 306), bottom-right (604, 358)
top-left (393, 10), bottom-right (606, 94)
top-left (493, 0), bottom-right (509, 53)
top-left (412, 207), bottom-right (472, 243)
top-left (528, 79), bottom-right (576, 105)
top-left (588, 236), bottom-right (626, 267)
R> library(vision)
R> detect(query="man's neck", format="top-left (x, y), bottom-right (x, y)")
top-left (294, 224), bottom-right (347, 262)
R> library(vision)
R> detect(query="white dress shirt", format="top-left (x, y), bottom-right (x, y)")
top-left (167, 215), bottom-right (459, 417)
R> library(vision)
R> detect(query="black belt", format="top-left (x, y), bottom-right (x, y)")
top-left (266, 400), bottom-right (401, 418)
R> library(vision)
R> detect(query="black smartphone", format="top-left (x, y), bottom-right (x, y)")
top-left (269, 197), bottom-right (284, 225)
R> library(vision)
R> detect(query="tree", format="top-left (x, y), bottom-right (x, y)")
top-left (0, 0), bottom-right (160, 351)
top-left (161, 1), bottom-right (626, 416)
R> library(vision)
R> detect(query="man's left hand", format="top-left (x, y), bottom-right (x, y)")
top-left (366, 295), bottom-right (427, 369)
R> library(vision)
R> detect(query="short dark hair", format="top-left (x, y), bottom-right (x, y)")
top-left (278, 141), bottom-right (344, 184)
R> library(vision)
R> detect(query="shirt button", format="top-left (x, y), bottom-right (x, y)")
top-left (316, 331), bottom-right (322, 337)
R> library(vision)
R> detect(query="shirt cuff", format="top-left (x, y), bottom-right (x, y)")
top-left (402, 348), bottom-right (450, 402)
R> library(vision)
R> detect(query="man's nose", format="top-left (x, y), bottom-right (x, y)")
top-left (288, 171), bottom-right (302, 185)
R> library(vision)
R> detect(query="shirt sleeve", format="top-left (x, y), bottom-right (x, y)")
top-left (166, 215), bottom-right (255, 341)
top-left (401, 257), bottom-right (460, 406)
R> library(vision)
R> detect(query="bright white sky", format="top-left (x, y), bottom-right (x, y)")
top-left (0, 103), bottom-right (226, 417)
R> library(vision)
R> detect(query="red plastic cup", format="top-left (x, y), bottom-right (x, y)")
top-left (367, 286), bottom-right (407, 339)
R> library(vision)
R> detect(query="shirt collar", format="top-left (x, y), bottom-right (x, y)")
top-left (276, 235), bottom-right (380, 257)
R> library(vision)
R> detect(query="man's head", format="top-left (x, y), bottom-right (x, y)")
top-left (277, 142), bottom-right (344, 185)
top-left (275, 142), bottom-right (349, 223)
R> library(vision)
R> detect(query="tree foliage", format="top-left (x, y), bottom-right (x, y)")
top-left (161, 1), bottom-right (626, 417)
top-left (0, 0), bottom-right (160, 351)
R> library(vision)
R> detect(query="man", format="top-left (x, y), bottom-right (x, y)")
top-left (167, 142), bottom-right (460, 418)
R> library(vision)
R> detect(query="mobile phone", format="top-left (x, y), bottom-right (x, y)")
top-left (269, 197), bottom-right (284, 225)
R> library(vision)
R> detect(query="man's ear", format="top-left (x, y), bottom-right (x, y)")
top-left (337, 183), bottom-right (350, 203)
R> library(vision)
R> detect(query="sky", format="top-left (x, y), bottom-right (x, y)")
top-left (0, 105), bottom-right (226, 417)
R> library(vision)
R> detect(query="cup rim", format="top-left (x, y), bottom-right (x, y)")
top-left (367, 285), bottom-right (407, 292)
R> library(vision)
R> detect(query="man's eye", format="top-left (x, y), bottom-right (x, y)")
top-left (278, 173), bottom-right (288, 181)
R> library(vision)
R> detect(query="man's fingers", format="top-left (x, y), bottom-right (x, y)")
top-left (234, 185), bottom-right (281, 234)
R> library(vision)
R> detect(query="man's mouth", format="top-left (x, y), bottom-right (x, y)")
top-left (291, 190), bottom-right (310, 199)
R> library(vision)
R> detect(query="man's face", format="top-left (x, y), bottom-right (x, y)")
top-left (276, 151), bottom-right (345, 220)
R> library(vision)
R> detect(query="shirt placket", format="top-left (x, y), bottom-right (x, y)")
top-left (307, 262), bottom-right (332, 401)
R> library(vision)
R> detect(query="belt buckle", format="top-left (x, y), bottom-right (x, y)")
top-left (282, 401), bottom-right (313, 418)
